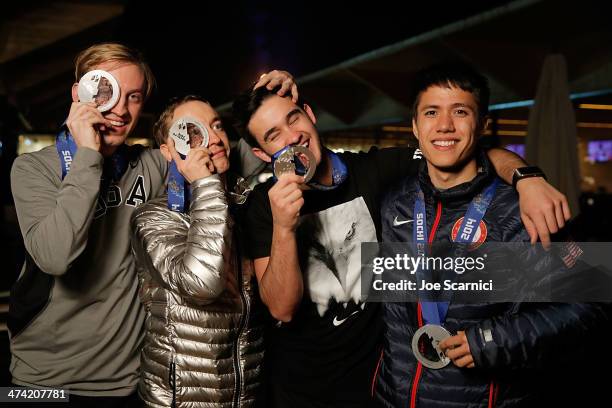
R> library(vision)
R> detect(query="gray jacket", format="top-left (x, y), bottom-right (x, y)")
top-left (131, 175), bottom-right (263, 407)
top-left (10, 145), bottom-right (167, 396)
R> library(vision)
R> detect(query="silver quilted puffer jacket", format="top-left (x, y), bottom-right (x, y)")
top-left (131, 175), bottom-right (263, 407)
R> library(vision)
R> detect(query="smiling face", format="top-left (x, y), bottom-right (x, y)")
top-left (246, 94), bottom-right (323, 168)
top-left (162, 100), bottom-right (230, 174)
top-left (412, 84), bottom-right (485, 172)
top-left (72, 61), bottom-right (146, 153)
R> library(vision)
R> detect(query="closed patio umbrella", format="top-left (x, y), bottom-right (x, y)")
top-left (526, 53), bottom-right (581, 215)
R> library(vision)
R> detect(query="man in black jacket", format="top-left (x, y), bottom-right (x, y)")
top-left (375, 63), bottom-right (608, 407)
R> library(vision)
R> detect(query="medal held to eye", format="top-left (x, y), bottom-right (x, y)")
top-left (411, 324), bottom-right (452, 369)
top-left (169, 117), bottom-right (209, 156)
top-left (77, 70), bottom-right (120, 112)
top-left (273, 145), bottom-right (316, 183)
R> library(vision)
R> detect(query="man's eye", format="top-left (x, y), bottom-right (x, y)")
top-left (455, 109), bottom-right (468, 116)
top-left (424, 110), bottom-right (436, 116)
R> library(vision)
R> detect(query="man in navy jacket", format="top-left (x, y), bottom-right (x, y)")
top-left (374, 63), bottom-right (608, 408)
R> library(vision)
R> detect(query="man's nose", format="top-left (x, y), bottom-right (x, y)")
top-left (110, 95), bottom-right (128, 117)
top-left (208, 129), bottom-right (220, 145)
top-left (287, 130), bottom-right (302, 145)
top-left (437, 112), bottom-right (455, 132)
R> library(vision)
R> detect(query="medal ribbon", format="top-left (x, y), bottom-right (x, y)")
top-left (413, 177), bottom-right (499, 325)
top-left (167, 154), bottom-right (192, 212)
top-left (56, 126), bottom-right (128, 194)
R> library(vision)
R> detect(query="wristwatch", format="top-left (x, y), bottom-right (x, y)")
top-left (512, 166), bottom-right (546, 189)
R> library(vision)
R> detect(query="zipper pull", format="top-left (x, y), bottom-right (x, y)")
top-left (169, 360), bottom-right (175, 388)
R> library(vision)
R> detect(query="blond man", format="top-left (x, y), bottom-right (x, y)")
top-left (9, 43), bottom-right (167, 406)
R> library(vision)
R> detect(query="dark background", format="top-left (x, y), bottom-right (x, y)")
top-left (1, 2), bottom-right (610, 405)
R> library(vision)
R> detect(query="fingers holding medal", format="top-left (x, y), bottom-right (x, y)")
top-left (412, 325), bottom-right (475, 369)
top-left (167, 117), bottom-right (213, 182)
top-left (273, 145), bottom-right (316, 183)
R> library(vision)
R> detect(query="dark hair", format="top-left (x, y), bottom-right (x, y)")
top-left (232, 85), bottom-right (302, 148)
top-left (410, 62), bottom-right (490, 123)
top-left (153, 95), bottom-right (210, 147)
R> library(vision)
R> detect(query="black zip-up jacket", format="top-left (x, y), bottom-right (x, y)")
top-left (374, 152), bottom-right (608, 408)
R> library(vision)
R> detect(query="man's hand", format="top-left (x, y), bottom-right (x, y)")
top-left (66, 102), bottom-right (112, 152)
top-left (439, 331), bottom-right (475, 369)
top-left (254, 70), bottom-right (298, 103)
top-left (167, 137), bottom-right (214, 183)
top-left (517, 177), bottom-right (571, 248)
top-left (269, 174), bottom-right (305, 232)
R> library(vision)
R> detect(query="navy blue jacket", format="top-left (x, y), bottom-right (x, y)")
top-left (374, 153), bottom-right (608, 408)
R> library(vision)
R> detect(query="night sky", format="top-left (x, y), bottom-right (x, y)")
top-left (116, 1), bottom-right (514, 112)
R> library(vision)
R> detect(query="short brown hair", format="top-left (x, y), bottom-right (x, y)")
top-left (152, 95), bottom-right (210, 147)
top-left (74, 43), bottom-right (155, 100)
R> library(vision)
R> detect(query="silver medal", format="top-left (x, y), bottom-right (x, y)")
top-left (411, 324), bottom-right (452, 369)
top-left (168, 117), bottom-right (209, 156)
top-left (77, 70), bottom-right (120, 112)
top-left (273, 145), bottom-right (316, 183)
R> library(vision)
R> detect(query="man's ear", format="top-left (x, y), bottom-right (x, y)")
top-left (159, 144), bottom-right (172, 162)
top-left (481, 117), bottom-right (492, 133)
top-left (252, 147), bottom-right (272, 163)
top-left (71, 83), bottom-right (79, 103)
top-left (412, 118), bottom-right (419, 139)
top-left (303, 104), bottom-right (317, 125)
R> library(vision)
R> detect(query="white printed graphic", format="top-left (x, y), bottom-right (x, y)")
top-left (297, 197), bottom-right (376, 317)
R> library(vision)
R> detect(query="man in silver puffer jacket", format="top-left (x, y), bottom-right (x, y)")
top-left (131, 96), bottom-right (263, 407)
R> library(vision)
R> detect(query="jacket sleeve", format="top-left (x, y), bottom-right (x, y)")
top-left (131, 174), bottom-right (230, 303)
top-left (466, 243), bottom-right (610, 370)
top-left (11, 147), bottom-right (103, 276)
top-left (466, 302), bottom-right (610, 370)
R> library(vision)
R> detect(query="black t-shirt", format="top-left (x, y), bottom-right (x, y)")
top-left (243, 147), bottom-right (420, 407)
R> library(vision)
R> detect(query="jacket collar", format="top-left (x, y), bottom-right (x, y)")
top-left (417, 149), bottom-right (495, 202)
